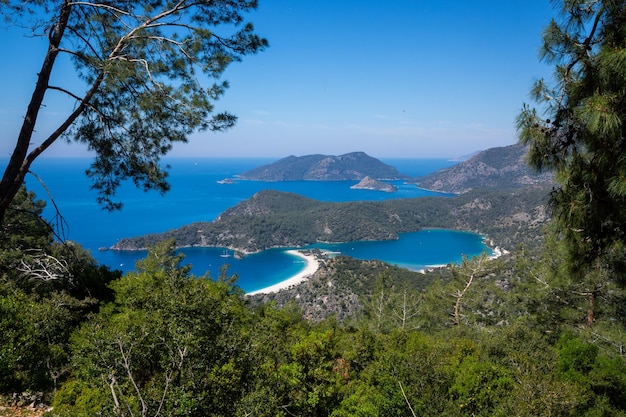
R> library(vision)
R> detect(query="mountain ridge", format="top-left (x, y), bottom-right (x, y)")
top-left (238, 151), bottom-right (411, 181)
top-left (414, 144), bottom-right (554, 193)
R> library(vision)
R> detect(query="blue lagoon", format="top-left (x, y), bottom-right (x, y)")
top-left (15, 157), bottom-right (490, 292)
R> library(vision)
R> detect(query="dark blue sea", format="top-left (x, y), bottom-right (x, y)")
top-left (12, 157), bottom-right (491, 292)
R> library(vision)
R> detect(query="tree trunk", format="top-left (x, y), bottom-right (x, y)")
top-left (453, 272), bottom-right (475, 326)
top-left (0, 1), bottom-right (72, 223)
top-left (586, 290), bottom-right (596, 328)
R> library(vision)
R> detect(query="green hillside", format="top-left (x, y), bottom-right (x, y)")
top-left (111, 186), bottom-right (549, 253)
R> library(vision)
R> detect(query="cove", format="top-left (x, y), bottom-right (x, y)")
top-left (167, 229), bottom-right (491, 293)
top-left (17, 157), bottom-right (488, 292)
top-left (305, 229), bottom-right (491, 272)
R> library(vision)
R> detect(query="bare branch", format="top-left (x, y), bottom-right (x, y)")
top-left (108, 374), bottom-right (122, 416)
top-left (154, 345), bottom-right (187, 417)
top-left (453, 255), bottom-right (486, 326)
top-left (117, 338), bottom-right (148, 417)
top-left (392, 289), bottom-right (420, 330)
top-left (17, 249), bottom-right (71, 282)
top-left (397, 379), bottom-right (417, 417)
top-left (67, 1), bottom-right (131, 17)
top-left (46, 84), bottom-right (87, 103)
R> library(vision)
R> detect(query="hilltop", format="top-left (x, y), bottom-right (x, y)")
top-left (238, 151), bottom-right (411, 181)
top-left (415, 144), bottom-right (554, 193)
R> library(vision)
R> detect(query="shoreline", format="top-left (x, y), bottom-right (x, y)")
top-left (246, 250), bottom-right (320, 295)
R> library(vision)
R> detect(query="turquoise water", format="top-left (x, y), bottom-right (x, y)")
top-left (307, 229), bottom-right (488, 270)
top-left (9, 157), bottom-right (490, 292)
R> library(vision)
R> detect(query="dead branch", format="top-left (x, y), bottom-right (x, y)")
top-left (17, 249), bottom-right (71, 283)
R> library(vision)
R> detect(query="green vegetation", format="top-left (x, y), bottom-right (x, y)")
top-left (517, 0), bottom-right (626, 327)
top-left (2, 1), bottom-right (626, 415)
top-left (0, 188), bottom-right (120, 394)
top-left (0, 1), bottom-right (267, 220)
top-left (3, 183), bottom-right (626, 415)
top-left (113, 186), bottom-right (550, 253)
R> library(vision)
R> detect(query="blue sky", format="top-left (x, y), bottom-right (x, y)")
top-left (0, 1), bottom-right (556, 159)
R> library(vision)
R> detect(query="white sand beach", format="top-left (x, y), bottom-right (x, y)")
top-left (246, 250), bottom-right (320, 295)
top-left (489, 246), bottom-right (509, 260)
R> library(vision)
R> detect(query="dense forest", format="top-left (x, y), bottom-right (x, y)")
top-left (3, 0), bottom-right (626, 415)
top-left (3, 185), bottom-right (626, 416)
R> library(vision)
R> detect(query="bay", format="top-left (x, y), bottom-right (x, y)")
top-left (8, 156), bottom-right (490, 292)
top-left (307, 229), bottom-right (488, 271)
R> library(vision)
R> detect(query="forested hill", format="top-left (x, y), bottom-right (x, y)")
top-left (111, 186), bottom-right (550, 253)
top-left (237, 151), bottom-right (411, 181)
top-left (415, 144), bottom-right (554, 193)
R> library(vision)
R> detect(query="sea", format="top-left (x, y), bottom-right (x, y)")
top-left (12, 157), bottom-right (491, 293)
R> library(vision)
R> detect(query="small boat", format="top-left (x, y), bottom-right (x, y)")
top-left (220, 249), bottom-right (231, 258)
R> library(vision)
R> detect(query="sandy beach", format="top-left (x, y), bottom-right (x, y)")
top-left (246, 250), bottom-right (320, 295)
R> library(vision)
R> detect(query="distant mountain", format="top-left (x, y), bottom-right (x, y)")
top-left (414, 144), bottom-right (554, 194)
top-left (238, 151), bottom-right (411, 181)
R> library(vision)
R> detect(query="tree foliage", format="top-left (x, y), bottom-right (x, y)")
top-left (0, 187), bottom-right (119, 394)
top-left (516, 0), bottom-right (626, 276)
top-left (4, 1), bottom-right (626, 414)
top-left (0, 0), bottom-right (267, 220)
top-left (1, 186), bottom-right (119, 300)
top-left (0, 215), bottom-right (623, 415)
top-left (54, 240), bottom-right (251, 416)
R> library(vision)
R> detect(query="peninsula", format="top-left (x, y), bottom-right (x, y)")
top-left (111, 187), bottom-right (549, 257)
top-left (414, 144), bottom-right (554, 193)
top-left (111, 145), bottom-right (552, 256)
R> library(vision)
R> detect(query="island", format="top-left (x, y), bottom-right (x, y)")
top-left (350, 176), bottom-right (397, 192)
top-left (111, 145), bottom-right (551, 261)
top-left (237, 151), bottom-right (411, 181)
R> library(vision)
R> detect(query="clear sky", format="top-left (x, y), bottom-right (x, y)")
top-left (0, 1), bottom-right (556, 159)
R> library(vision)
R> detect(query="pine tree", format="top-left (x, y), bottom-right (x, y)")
top-left (516, 0), bottom-right (626, 326)
top-left (0, 1), bottom-right (267, 221)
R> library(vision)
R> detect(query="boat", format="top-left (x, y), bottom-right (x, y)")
top-left (220, 249), bottom-right (231, 258)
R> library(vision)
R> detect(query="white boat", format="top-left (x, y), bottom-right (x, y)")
top-left (220, 249), bottom-right (231, 258)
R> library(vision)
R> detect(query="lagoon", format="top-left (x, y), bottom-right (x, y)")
top-left (14, 157), bottom-right (490, 292)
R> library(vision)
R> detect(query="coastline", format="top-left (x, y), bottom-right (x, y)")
top-left (246, 250), bottom-right (320, 295)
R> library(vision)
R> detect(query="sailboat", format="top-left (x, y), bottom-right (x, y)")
top-left (220, 249), bottom-right (231, 258)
